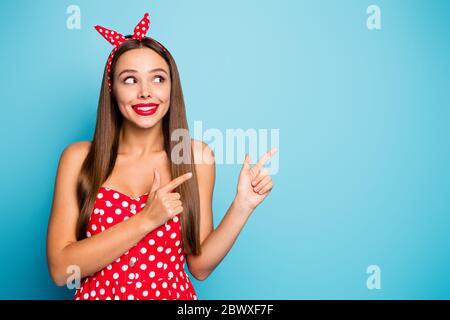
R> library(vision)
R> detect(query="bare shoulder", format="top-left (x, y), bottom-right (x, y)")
top-left (60, 141), bottom-right (91, 167)
top-left (191, 139), bottom-right (215, 166)
top-left (63, 140), bottom-right (91, 158)
top-left (47, 141), bottom-right (92, 278)
top-left (56, 141), bottom-right (91, 191)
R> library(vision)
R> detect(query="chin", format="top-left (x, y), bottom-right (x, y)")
top-left (135, 118), bottom-right (160, 128)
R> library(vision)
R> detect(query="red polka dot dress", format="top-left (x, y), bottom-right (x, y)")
top-left (74, 187), bottom-right (198, 300)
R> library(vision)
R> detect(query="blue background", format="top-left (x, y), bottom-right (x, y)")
top-left (0, 0), bottom-right (449, 299)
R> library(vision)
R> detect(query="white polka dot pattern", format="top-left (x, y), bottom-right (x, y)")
top-left (74, 186), bottom-right (197, 301)
top-left (93, 12), bottom-right (151, 91)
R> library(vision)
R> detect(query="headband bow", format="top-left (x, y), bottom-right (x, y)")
top-left (94, 12), bottom-right (151, 91)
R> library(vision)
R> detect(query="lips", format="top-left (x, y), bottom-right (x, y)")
top-left (132, 103), bottom-right (159, 116)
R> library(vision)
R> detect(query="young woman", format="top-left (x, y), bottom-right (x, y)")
top-left (46, 12), bottom-right (276, 300)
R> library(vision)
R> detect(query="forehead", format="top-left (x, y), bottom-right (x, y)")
top-left (114, 47), bottom-right (169, 72)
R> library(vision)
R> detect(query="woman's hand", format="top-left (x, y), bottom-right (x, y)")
top-left (141, 169), bottom-right (193, 229)
top-left (235, 147), bottom-right (277, 213)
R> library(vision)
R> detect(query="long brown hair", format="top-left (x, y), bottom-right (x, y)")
top-left (75, 37), bottom-right (201, 255)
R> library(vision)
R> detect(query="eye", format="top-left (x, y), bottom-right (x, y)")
top-left (153, 75), bottom-right (165, 83)
top-left (123, 76), bottom-right (137, 84)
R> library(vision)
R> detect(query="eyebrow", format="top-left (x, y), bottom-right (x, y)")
top-left (118, 68), bottom-right (169, 77)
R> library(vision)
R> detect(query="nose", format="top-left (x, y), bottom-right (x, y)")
top-left (138, 82), bottom-right (152, 99)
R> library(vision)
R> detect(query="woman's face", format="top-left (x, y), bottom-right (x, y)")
top-left (112, 47), bottom-right (171, 128)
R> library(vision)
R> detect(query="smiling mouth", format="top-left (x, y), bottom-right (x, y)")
top-left (131, 103), bottom-right (159, 116)
top-left (132, 103), bottom-right (159, 110)
top-left (134, 106), bottom-right (156, 111)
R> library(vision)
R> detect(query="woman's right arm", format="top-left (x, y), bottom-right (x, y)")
top-left (46, 142), bottom-right (157, 287)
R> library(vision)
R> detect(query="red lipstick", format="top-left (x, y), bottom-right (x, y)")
top-left (132, 102), bottom-right (159, 116)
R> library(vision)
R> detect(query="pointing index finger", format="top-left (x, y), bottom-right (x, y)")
top-left (251, 147), bottom-right (278, 176)
top-left (160, 172), bottom-right (193, 193)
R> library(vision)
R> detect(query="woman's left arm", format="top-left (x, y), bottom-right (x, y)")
top-left (186, 140), bottom-right (277, 281)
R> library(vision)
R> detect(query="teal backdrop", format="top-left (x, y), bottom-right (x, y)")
top-left (0, 0), bottom-right (449, 299)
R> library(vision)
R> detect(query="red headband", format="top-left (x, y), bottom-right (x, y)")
top-left (94, 12), bottom-right (151, 91)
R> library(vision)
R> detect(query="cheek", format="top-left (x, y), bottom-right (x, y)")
top-left (153, 84), bottom-right (171, 103)
top-left (113, 86), bottom-right (135, 105)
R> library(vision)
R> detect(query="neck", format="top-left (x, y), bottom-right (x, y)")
top-left (118, 120), bottom-right (165, 158)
